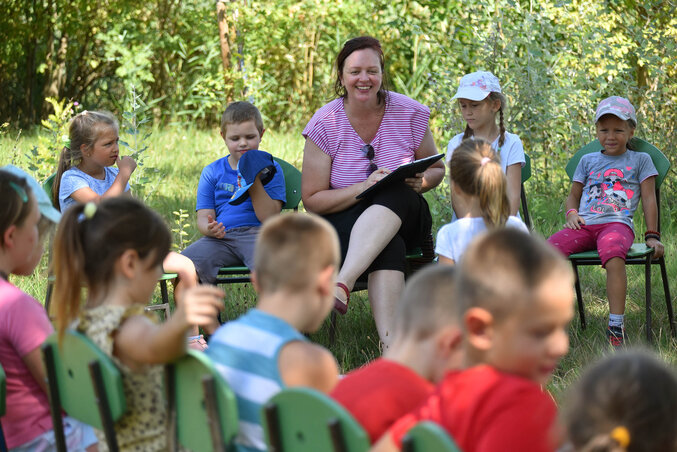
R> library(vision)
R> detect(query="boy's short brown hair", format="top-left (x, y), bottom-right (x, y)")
top-left (254, 213), bottom-right (340, 294)
top-left (394, 265), bottom-right (458, 340)
top-left (220, 101), bottom-right (264, 136)
top-left (456, 229), bottom-right (572, 323)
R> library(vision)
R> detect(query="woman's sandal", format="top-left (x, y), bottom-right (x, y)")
top-left (334, 282), bottom-right (351, 315)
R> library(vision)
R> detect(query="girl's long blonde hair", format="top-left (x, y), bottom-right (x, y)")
top-left (53, 111), bottom-right (118, 208)
top-left (52, 197), bottom-right (170, 339)
top-left (450, 138), bottom-right (510, 229)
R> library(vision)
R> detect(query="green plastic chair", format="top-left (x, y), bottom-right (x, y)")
top-left (166, 350), bottom-right (239, 452)
top-left (42, 331), bottom-right (126, 452)
top-left (401, 422), bottom-right (461, 452)
top-left (215, 157), bottom-right (302, 286)
top-left (42, 174), bottom-right (173, 319)
top-left (262, 387), bottom-right (370, 452)
top-left (565, 137), bottom-right (674, 342)
top-left (0, 362), bottom-right (7, 452)
top-left (520, 154), bottom-right (532, 230)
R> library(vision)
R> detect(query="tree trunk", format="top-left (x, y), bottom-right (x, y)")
top-left (216, 0), bottom-right (234, 100)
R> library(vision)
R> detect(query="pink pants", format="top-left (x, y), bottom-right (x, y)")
top-left (547, 222), bottom-right (634, 267)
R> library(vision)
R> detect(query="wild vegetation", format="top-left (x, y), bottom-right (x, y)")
top-left (1, 0), bottom-right (676, 397)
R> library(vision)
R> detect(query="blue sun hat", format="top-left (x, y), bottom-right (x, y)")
top-left (1, 165), bottom-right (61, 223)
top-left (229, 150), bottom-right (277, 205)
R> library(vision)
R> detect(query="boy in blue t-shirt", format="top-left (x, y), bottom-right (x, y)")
top-left (182, 101), bottom-right (285, 300)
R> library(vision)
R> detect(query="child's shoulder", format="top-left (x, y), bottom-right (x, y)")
top-left (203, 155), bottom-right (233, 173)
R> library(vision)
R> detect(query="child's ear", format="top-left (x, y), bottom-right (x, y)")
top-left (2, 225), bottom-right (17, 249)
top-left (464, 307), bottom-right (494, 352)
top-left (80, 143), bottom-right (90, 156)
top-left (220, 130), bottom-right (226, 141)
top-left (259, 128), bottom-right (266, 140)
top-left (116, 249), bottom-right (139, 279)
top-left (489, 97), bottom-right (501, 113)
top-left (317, 265), bottom-right (336, 297)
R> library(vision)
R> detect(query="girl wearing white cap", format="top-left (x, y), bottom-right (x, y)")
top-left (446, 71), bottom-right (525, 217)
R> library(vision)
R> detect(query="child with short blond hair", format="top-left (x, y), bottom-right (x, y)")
top-left (207, 212), bottom-right (341, 452)
top-left (331, 265), bottom-right (462, 443)
top-left (372, 228), bottom-right (575, 452)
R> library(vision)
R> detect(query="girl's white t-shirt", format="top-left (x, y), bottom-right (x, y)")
top-left (435, 216), bottom-right (529, 262)
top-left (446, 131), bottom-right (526, 172)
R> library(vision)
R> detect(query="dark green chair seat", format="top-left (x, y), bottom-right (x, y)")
top-left (42, 331), bottom-right (126, 451)
top-left (565, 138), bottom-right (674, 342)
top-left (167, 350), bottom-right (238, 452)
top-left (262, 387), bottom-right (369, 452)
top-left (402, 421), bottom-right (461, 452)
top-left (521, 154), bottom-right (532, 230)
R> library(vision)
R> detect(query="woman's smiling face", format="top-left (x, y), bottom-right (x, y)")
top-left (340, 48), bottom-right (383, 104)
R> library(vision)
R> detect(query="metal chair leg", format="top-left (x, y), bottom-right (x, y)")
top-left (571, 262), bottom-right (586, 329)
top-left (659, 257), bottom-right (675, 337)
top-left (645, 255), bottom-right (652, 343)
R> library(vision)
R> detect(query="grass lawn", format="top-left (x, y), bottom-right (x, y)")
top-left (2, 126), bottom-right (676, 402)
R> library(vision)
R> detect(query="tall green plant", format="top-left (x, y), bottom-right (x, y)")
top-left (119, 85), bottom-right (160, 201)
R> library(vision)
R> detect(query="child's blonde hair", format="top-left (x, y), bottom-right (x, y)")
top-left (52, 197), bottom-right (170, 339)
top-left (450, 138), bottom-right (510, 229)
top-left (53, 110), bottom-right (119, 207)
top-left (393, 265), bottom-right (457, 340)
top-left (220, 101), bottom-right (264, 136)
top-left (564, 350), bottom-right (677, 452)
top-left (254, 212), bottom-right (339, 294)
top-left (455, 228), bottom-right (572, 323)
top-left (0, 170), bottom-right (34, 248)
top-left (461, 92), bottom-right (508, 147)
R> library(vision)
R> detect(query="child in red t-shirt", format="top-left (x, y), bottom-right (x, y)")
top-left (372, 228), bottom-right (575, 452)
top-left (331, 266), bottom-right (462, 443)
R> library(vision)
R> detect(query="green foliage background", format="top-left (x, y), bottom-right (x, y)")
top-left (2, 0), bottom-right (676, 183)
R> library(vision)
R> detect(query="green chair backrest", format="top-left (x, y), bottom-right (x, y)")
top-left (0, 362), bottom-right (6, 416)
top-left (273, 157), bottom-right (302, 210)
top-left (565, 138), bottom-right (670, 188)
top-left (263, 387), bottom-right (370, 452)
top-left (172, 350), bottom-right (239, 452)
top-left (402, 422), bottom-right (461, 452)
top-left (42, 331), bottom-right (126, 429)
top-left (522, 153), bottom-right (531, 183)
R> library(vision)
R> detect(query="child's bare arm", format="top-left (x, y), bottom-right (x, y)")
top-left (505, 163), bottom-right (522, 216)
top-left (564, 182), bottom-right (585, 229)
top-left (22, 347), bottom-right (49, 394)
top-left (279, 341), bottom-right (339, 393)
top-left (113, 285), bottom-right (224, 369)
top-left (640, 176), bottom-right (664, 259)
top-left (438, 255), bottom-right (455, 266)
top-left (371, 433), bottom-right (400, 452)
top-left (248, 177), bottom-right (283, 222)
top-left (69, 156), bottom-right (136, 204)
top-left (197, 209), bottom-right (225, 238)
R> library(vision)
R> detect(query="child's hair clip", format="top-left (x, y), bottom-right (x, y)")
top-left (480, 157), bottom-right (491, 166)
top-left (610, 426), bottom-right (630, 448)
top-left (83, 202), bottom-right (97, 220)
top-left (8, 181), bottom-right (28, 203)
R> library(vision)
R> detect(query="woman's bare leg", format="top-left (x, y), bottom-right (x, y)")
top-left (368, 269), bottom-right (405, 349)
top-left (336, 204), bottom-right (401, 293)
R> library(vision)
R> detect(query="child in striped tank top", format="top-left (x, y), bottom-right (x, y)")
top-left (207, 213), bottom-right (341, 452)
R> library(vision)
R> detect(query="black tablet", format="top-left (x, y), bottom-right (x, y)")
top-left (356, 153), bottom-right (445, 199)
